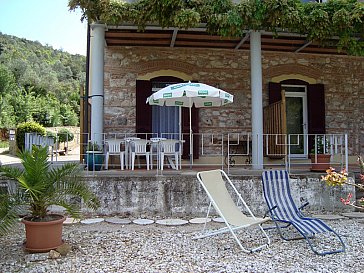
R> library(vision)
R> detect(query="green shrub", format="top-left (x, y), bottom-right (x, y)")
top-left (58, 128), bottom-right (74, 144)
top-left (46, 131), bottom-right (58, 142)
top-left (16, 122), bottom-right (46, 151)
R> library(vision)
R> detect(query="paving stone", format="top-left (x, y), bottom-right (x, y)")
top-left (132, 218), bottom-right (154, 225)
top-left (189, 217), bottom-right (212, 224)
top-left (80, 218), bottom-right (105, 224)
top-left (212, 217), bottom-right (225, 223)
top-left (156, 219), bottom-right (189, 226)
top-left (64, 217), bottom-right (80, 225)
top-left (105, 218), bottom-right (131, 224)
top-left (313, 214), bottom-right (346, 220)
top-left (341, 212), bottom-right (364, 219)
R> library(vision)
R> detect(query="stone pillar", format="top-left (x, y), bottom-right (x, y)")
top-left (250, 31), bottom-right (263, 169)
top-left (89, 24), bottom-right (105, 144)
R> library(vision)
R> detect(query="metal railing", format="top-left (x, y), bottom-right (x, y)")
top-left (24, 131), bottom-right (349, 175)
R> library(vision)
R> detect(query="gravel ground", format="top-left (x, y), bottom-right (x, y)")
top-left (1, 218), bottom-right (363, 273)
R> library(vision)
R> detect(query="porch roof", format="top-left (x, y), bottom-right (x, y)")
top-left (105, 24), bottom-right (346, 55)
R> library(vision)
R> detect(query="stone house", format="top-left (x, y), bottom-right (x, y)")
top-left (85, 19), bottom-right (363, 169)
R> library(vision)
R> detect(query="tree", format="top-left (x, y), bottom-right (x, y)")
top-left (0, 33), bottom-right (86, 127)
top-left (0, 64), bottom-right (17, 128)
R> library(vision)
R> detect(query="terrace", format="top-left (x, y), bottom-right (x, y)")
top-left (3, 131), bottom-right (355, 218)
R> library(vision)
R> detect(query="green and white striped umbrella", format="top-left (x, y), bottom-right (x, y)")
top-left (146, 82), bottom-right (234, 168)
top-left (146, 82), bottom-right (234, 107)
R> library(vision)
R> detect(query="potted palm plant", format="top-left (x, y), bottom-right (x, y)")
top-left (310, 136), bottom-right (331, 172)
top-left (0, 146), bottom-right (99, 252)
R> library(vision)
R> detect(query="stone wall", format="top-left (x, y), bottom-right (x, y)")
top-left (81, 174), bottom-right (354, 217)
top-left (103, 46), bottom-right (364, 155)
top-left (0, 174), bottom-right (354, 217)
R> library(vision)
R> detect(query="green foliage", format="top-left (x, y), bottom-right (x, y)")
top-left (16, 121), bottom-right (46, 151)
top-left (0, 64), bottom-right (17, 128)
top-left (58, 128), bottom-right (75, 144)
top-left (46, 131), bottom-right (58, 142)
top-left (0, 140), bottom-right (9, 149)
top-left (0, 146), bottom-right (100, 235)
top-left (69, 0), bottom-right (364, 56)
top-left (60, 104), bottom-right (79, 126)
top-left (87, 141), bottom-right (103, 152)
top-left (310, 136), bottom-right (329, 155)
top-left (0, 33), bottom-right (85, 128)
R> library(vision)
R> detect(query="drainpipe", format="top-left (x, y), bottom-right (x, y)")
top-left (250, 31), bottom-right (264, 169)
top-left (81, 22), bottom-right (91, 160)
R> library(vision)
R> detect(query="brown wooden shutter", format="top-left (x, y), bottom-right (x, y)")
top-left (307, 84), bottom-right (325, 134)
top-left (136, 80), bottom-right (152, 134)
top-left (264, 83), bottom-right (286, 158)
top-left (307, 84), bottom-right (325, 151)
top-left (268, 82), bottom-right (282, 104)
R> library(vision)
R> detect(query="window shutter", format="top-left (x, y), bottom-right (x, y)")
top-left (268, 82), bottom-right (282, 104)
top-left (136, 80), bottom-right (152, 134)
top-left (307, 84), bottom-right (325, 134)
top-left (265, 83), bottom-right (286, 159)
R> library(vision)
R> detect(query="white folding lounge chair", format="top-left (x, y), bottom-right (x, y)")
top-left (195, 169), bottom-right (271, 253)
top-left (261, 170), bottom-right (345, 256)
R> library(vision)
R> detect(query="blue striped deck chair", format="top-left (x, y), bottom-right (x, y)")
top-left (195, 169), bottom-right (271, 253)
top-left (261, 170), bottom-right (345, 256)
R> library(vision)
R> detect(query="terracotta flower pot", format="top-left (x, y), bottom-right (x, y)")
top-left (310, 154), bottom-right (331, 172)
top-left (22, 214), bottom-right (66, 253)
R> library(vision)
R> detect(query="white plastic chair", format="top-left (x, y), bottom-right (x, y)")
top-left (159, 139), bottom-right (180, 170)
top-left (123, 137), bottom-right (140, 169)
top-left (105, 140), bottom-right (124, 170)
top-left (130, 139), bottom-right (150, 170)
top-left (149, 137), bottom-right (166, 169)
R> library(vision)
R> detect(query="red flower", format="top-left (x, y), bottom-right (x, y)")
top-left (340, 193), bottom-right (353, 205)
top-left (360, 174), bottom-right (364, 183)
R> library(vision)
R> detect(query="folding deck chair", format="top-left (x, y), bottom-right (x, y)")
top-left (261, 170), bottom-right (345, 256)
top-left (195, 169), bottom-right (271, 253)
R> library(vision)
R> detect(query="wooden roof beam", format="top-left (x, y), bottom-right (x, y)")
top-left (295, 41), bottom-right (312, 53)
top-left (235, 32), bottom-right (250, 50)
top-left (170, 28), bottom-right (178, 48)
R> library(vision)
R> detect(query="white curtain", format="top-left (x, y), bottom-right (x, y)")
top-left (152, 105), bottom-right (179, 139)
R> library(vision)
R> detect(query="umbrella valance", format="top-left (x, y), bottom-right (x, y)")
top-left (146, 82), bottom-right (233, 107)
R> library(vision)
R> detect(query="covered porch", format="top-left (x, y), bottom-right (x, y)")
top-left (83, 22), bottom-right (363, 171)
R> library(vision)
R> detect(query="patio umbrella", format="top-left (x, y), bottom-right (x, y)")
top-left (146, 82), bottom-right (234, 167)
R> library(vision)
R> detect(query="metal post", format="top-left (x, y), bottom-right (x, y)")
top-left (250, 31), bottom-right (263, 169)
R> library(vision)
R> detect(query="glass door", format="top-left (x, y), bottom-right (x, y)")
top-left (284, 85), bottom-right (308, 158)
top-left (151, 82), bottom-right (180, 139)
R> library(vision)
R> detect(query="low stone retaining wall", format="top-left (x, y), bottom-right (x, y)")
top-left (82, 173), bottom-right (354, 217)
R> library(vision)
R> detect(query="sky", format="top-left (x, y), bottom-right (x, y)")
top-left (0, 0), bottom-right (87, 55)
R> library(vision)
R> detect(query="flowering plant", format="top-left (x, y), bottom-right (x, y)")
top-left (321, 157), bottom-right (364, 210)
top-left (321, 167), bottom-right (348, 186)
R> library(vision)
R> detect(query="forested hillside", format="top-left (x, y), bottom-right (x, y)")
top-left (0, 32), bottom-right (86, 128)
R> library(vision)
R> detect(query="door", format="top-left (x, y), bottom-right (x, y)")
top-left (283, 85), bottom-right (308, 158)
top-left (151, 82), bottom-right (180, 139)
